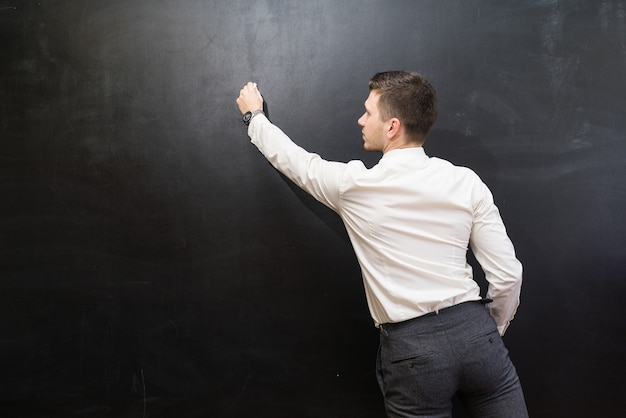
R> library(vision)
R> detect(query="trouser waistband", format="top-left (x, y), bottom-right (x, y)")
top-left (379, 299), bottom-right (492, 332)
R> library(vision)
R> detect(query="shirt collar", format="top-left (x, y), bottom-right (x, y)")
top-left (379, 147), bottom-right (428, 164)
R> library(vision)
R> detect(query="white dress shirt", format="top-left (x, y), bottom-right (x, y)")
top-left (248, 115), bottom-right (522, 335)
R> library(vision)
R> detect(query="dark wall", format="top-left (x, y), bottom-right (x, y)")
top-left (1, 1), bottom-right (625, 417)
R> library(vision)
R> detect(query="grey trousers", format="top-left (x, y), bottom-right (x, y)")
top-left (376, 301), bottom-right (528, 418)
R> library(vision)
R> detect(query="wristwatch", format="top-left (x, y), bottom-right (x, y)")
top-left (242, 109), bottom-right (264, 126)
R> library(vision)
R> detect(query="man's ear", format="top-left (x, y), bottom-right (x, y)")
top-left (386, 118), bottom-right (401, 139)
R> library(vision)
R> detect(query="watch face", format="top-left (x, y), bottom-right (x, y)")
top-left (243, 112), bottom-right (252, 123)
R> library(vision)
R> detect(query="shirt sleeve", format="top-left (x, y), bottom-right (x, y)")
top-left (247, 115), bottom-right (347, 212)
top-left (469, 179), bottom-right (523, 336)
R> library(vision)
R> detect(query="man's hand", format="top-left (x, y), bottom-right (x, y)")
top-left (236, 82), bottom-right (264, 115)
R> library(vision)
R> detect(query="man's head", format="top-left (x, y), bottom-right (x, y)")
top-left (367, 71), bottom-right (438, 145)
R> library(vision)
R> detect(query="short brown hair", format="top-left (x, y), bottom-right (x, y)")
top-left (368, 71), bottom-right (438, 143)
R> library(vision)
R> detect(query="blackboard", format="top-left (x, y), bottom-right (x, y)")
top-left (2, 1), bottom-right (625, 416)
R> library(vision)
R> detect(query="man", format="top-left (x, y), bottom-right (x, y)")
top-left (236, 71), bottom-right (528, 417)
